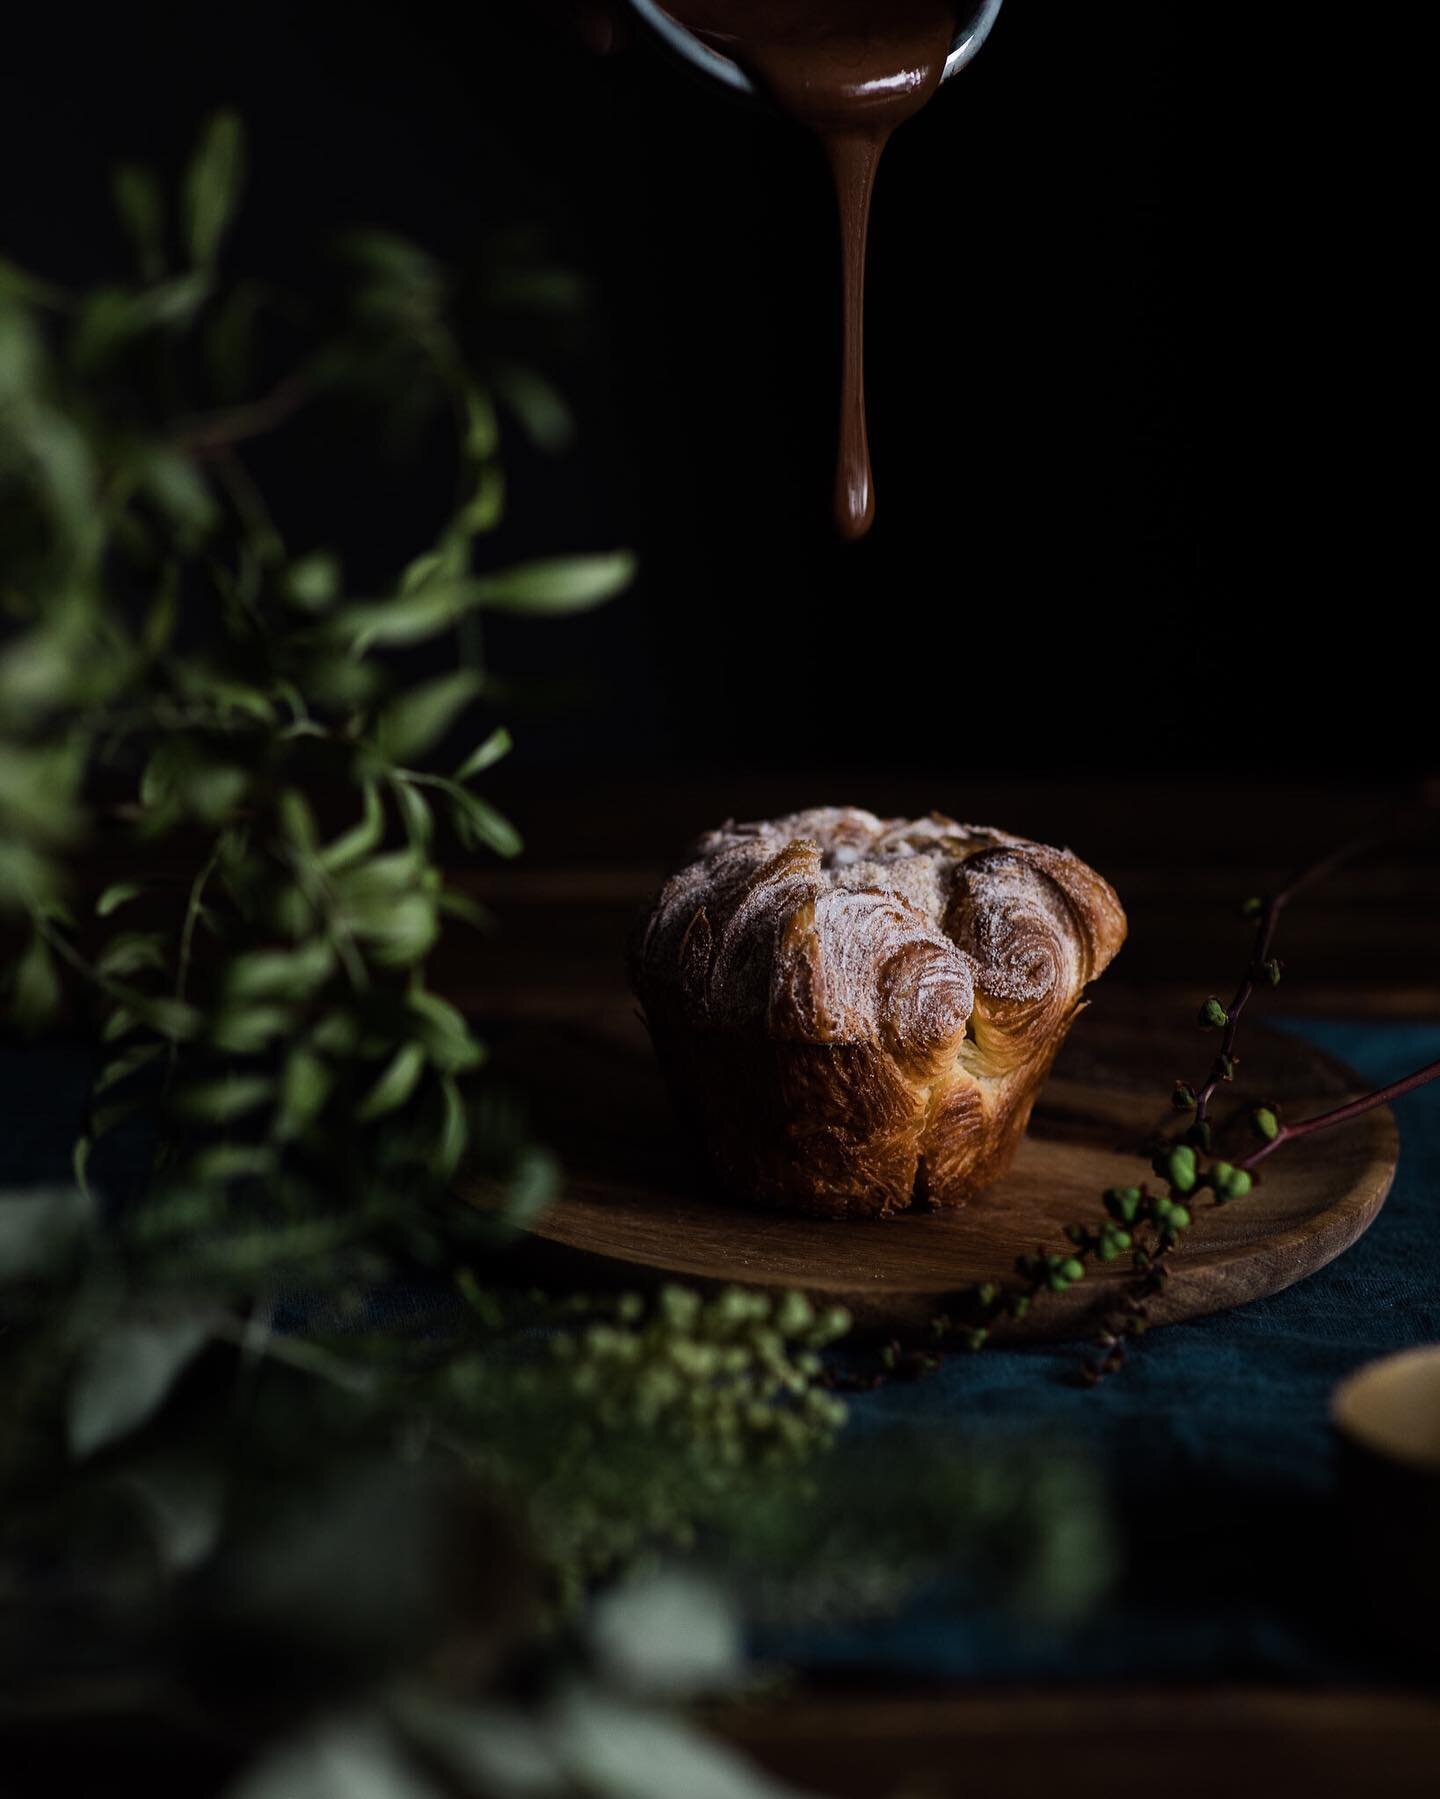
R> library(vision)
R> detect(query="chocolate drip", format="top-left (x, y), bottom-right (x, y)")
top-left (663, 2), bottom-right (958, 538)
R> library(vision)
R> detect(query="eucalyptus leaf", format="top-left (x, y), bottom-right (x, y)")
top-left (390, 778), bottom-right (434, 849)
top-left (375, 670), bottom-right (483, 765)
top-left (112, 163), bottom-right (166, 280)
top-left (174, 1073), bottom-right (275, 1123)
top-left (9, 931), bottom-right (60, 1029)
top-left (356, 1041), bottom-right (427, 1122)
top-left (124, 1453), bottom-right (225, 1573)
top-left (447, 786), bottom-right (522, 859)
top-left (587, 1571), bottom-right (742, 1699)
top-left (139, 445), bottom-right (221, 539)
top-left (454, 724), bottom-right (512, 783)
top-left (472, 550), bottom-right (635, 616)
top-left (0, 1188), bottom-right (94, 1282)
top-left (494, 364), bottom-right (574, 452)
top-left (95, 1040), bottom-right (164, 1093)
top-left (434, 1076), bottom-right (469, 1179)
top-left (186, 1144), bottom-right (277, 1184)
top-left (287, 550), bottom-right (341, 611)
top-left (318, 784), bottom-right (385, 873)
top-left (549, 1686), bottom-right (810, 1799)
top-left (226, 940), bottom-right (336, 1002)
top-left (68, 1314), bottom-right (212, 1458)
top-left (229, 1715), bottom-right (445, 1799)
top-left (406, 990), bottom-right (484, 1074)
top-left (277, 1047), bottom-right (333, 1140)
top-left (96, 880), bottom-right (144, 917)
top-left (184, 109), bottom-right (245, 267)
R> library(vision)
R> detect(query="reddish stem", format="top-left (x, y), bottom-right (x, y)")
top-left (1239, 1055), bottom-right (1440, 1170)
top-left (173, 372), bottom-right (310, 457)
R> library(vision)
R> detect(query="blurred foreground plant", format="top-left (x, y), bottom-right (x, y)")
top-left (0, 115), bottom-right (1111, 1799)
top-left (0, 109), bottom-right (632, 1224)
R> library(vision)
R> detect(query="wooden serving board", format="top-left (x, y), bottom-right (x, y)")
top-left (471, 996), bottom-right (1399, 1341)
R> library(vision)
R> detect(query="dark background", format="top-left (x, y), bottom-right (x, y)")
top-left (2, 2), bottom-right (1428, 784)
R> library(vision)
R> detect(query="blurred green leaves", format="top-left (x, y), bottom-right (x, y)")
top-left (473, 550), bottom-right (636, 616)
top-left (184, 109), bottom-right (245, 267)
top-left (68, 1314), bottom-right (212, 1458)
top-left (0, 103), bottom-right (632, 1240)
top-left (0, 109), bottom-right (867, 1799)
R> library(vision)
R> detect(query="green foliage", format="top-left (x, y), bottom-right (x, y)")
top-left (0, 109), bottom-right (635, 1227)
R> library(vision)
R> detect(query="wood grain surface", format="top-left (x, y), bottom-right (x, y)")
top-left (472, 992), bottom-right (1399, 1339)
top-left (709, 1688), bottom-right (1440, 1799)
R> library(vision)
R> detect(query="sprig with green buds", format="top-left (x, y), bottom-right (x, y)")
top-left (1076, 834), bottom-right (1440, 1382)
top-left (865, 832), bottom-right (1440, 1387)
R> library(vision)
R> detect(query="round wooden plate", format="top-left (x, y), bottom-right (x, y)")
top-left (474, 997), bottom-right (1399, 1341)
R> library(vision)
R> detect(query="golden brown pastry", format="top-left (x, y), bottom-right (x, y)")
top-left (630, 807), bottom-right (1126, 1219)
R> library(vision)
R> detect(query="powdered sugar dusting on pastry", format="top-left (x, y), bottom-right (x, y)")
top-left (629, 805), bottom-right (1127, 1217)
top-left (768, 884), bottom-right (974, 1054)
top-left (950, 849), bottom-right (1081, 1003)
top-left (636, 806), bottom-right (1116, 1049)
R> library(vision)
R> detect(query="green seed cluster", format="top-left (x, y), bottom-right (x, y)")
top-left (445, 1283), bottom-right (850, 1604)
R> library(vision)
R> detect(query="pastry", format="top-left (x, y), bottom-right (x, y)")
top-left (629, 807), bottom-right (1126, 1219)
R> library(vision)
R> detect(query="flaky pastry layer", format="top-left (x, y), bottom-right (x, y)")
top-left (630, 807), bottom-right (1126, 1218)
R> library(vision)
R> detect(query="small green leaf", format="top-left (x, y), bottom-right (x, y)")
top-left (494, 364), bottom-right (574, 452)
top-left (437, 888), bottom-right (491, 930)
top-left (184, 109), bottom-right (245, 267)
top-left (173, 1074), bottom-right (274, 1123)
top-left (335, 586), bottom-right (472, 655)
top-left (139, 446), bottom-right (220, 540)
top-left (278, 788), bottom-right (319, 851)
top-left (187, 1144), bottom-right (276, 1184)
top-left (112, 164), bottom-right (166, 280)
top-left (448, 787), bottom-right (522, 858)
top-left (407, 989), bottom-right (484, 1073)
top-left (375, 670), bottom-right (482, 764)
top-left (96, 931), bottom-right (167, 980)
top-left (96, 881), bottom-right (144, 919)
top-left (357, 1040), bottom-right (426, 1121)
top-left (69, 1315), bottom-right (211, 1458)
top-left (276, 1048), bottom-right (333, 1140)
top-left (95, 1041), bottom-right (164, 1093)
top-left (453, 725), bottom-right (512, 783)
top-left (318, 784), bottom-right (384, 873)
top-left (391, 779), bottom-right (433, 849)
top-left (10, 932), bottom-right (60, 1030)
top-left (0, 1189), bottom-right (94, 1281)
top-left (211, 1003), bottom-right (293, 1054)
top-left (125, 994), bottom-right (202, 1041)
top-left (286, 551), bottom-right (341, 611)
top-left (434, 1075), bottom-right (469, 1179)
top-left (472, 550), bottom-right (635, 616)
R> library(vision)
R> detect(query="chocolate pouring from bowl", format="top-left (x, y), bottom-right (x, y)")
top-left (624, 1), bottom-right (1005, 538)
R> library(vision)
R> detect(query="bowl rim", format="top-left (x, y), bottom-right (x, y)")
top-left (624, 0), bottom-right (1007, 101)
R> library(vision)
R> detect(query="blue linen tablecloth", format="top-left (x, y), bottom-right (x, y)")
top-left (4, 1019), bottom-right (1438, 1685)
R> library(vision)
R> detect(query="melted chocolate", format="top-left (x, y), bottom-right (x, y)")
top-left (664, 2), bottom-right (958, 537)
